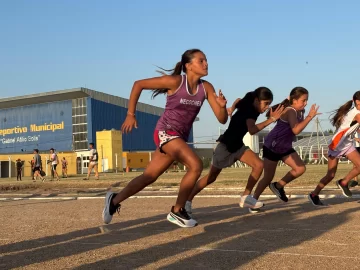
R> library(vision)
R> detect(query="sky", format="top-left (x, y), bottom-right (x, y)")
top-left (1, 0), bottom-right (360, 147)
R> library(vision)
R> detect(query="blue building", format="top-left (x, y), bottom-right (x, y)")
top-left (0, 88), bottom-right (195, 154)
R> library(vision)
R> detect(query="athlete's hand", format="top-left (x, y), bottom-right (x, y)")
top-left (226, 98), bottom-right (242, 118)
top-left (307, 104), bottom-right (321, 119)
top-left (215, 89), bottom-right (227, 108)
top-left (227, 107), bottom-right (234, 118)
top-left (269, 105), bottom-right (284, 121)
top-left (121, 115), bottom-right (138, 134)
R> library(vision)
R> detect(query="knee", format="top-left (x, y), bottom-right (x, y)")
top-left (187, 158), bottom-right (203, 178)
top-left (142, 172), bottom-right (159, 185)
top-left (354, 165), bottom-right (360, 172)
top-left (252, 160), bottom-right (264, 174)
top-left (295, 166), bottom-right (306, 177)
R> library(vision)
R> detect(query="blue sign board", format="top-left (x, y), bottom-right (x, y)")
top-left (0, 100), bottom-right (73, 153)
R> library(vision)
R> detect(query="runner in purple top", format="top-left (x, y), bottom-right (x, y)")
top-left (252, 87), bottom-right (320, 212)
top-left (154, 73), bottom-right (207, 149)
top-left (102, 49), bottom-right (228, 228)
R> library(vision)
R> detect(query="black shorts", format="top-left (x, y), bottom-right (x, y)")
top-left (52, 164), bottom-right (57, 171)
top-left (33, 166), bottom-right (40, 173)
top-left (263, 145), bottom-right (296, 162)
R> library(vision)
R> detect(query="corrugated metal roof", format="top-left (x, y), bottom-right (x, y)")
top-left (0, 87), bottom-right (199, 120)
top-left (0, 88), bottom-right (88, 109)
top-left (81, 88), bottom-right (165, 116)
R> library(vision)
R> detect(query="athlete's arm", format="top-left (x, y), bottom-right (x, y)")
top-left (127, 75), bottom-right (181, 115)
top-left (246, 105), bottom-right (284, 135)
top-left (122, 75), bottom-right (182, 133)
top-left (287, 104), bottom-right (320, 135)
top-left (227, 98), bottom-right (241, 117)
top-left (232, 98), bottom-right (241, 110)
top-left (246, 118), bottom-right (274, 135)
top-left (203, 81), bottom-right (228, 124)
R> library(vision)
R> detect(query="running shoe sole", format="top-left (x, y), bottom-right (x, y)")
top-left (239, 201), bottom-right (265, 208)
top-left (336, 181), bottom-right (352, 198)
top-left (308, 194), bottom-right (317, 206)
top-left (307, 194), bottom-right (329, 207)
top-left (248, 208), bottom-right (261, 214)
top-left (102, 191), bottom-right (114, 224)
top-left (166, 212), bottom-right (198, 228)
top-left (269, 183), bottom-right (287, 202)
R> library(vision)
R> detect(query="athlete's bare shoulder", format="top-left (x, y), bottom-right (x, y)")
top-left (201, 80), bottom-right (215, 93)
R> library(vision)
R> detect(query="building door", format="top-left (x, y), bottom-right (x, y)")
top-left (75, 151), bottom-right (90, 174)
top-left (81, 156), bottom-right (89, 174)
top-left (0, 161), bottom-right (10, 178)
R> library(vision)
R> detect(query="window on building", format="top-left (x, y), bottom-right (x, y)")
top-left (72, 98), bottom-right (89, 151)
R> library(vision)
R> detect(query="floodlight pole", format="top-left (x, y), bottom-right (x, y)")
top-left (316, 117), bottom-right (328, 164)
top-left (316, 117), bottom-right (321, 163)
top-left (306, 123), bottom-right (315, 162)
top-left (311, 117), bottom-right (328, 165)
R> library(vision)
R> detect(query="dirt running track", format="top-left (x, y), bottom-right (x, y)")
top-left (1, 197), bottom-right (360, 269)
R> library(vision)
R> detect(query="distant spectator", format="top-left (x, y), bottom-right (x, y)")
top-left (16, 158), bottom-right (23, 181)
top-left (83, 143), bottom-right (99, 180)
top-left (33, 149), bottom-right (45, 182)
top-left (61, 157), bottom-right (68, 178)
top-left (49, 148), bottom-right (60, 181)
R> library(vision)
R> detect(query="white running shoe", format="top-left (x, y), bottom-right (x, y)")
top-left (239, 195), bottom-right (264, 209)
top-left (167, 206), bottom-right (198, 228)
top-left (102, 191), bottom-right (120, 224)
